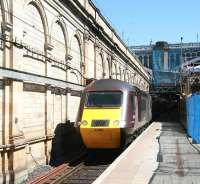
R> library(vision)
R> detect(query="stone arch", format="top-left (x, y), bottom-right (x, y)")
top-left (111, 61), bottom-right (117, 79)
top-left (121, 69), bottom-right (125, 81)
top-left (115, 63), bottom-right (120, 80)
top-left (104, 56), bottom-right (110, 79)
top-left (119, 67), bottom-right (122, 80)
top-left (23, 0), bottom-right (48, 75)
top-left (69, 31), bottom-right (83, 84)
top-left (123, 68), bottom-right (127, 82)
top-left (126, 71), bottom-right (130, 83)
top-left (50, 16), bottom-right (68, 81)
top-left (96, 52), bottom-right (104, 79)
top-left (67, 31), bottom-right (83, 124)
top-left (23, 0), bottom-right (49, 43)
top-left (50, 15), bottom-right (68, 54)
top-left (130, 74), bottom-right (134, 84)
top-left (70, 30), bottom-right (83, 57)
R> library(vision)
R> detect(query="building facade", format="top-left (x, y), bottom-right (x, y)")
top-left (130, 41), bottom-right (200, 87)
top-left (0, 0), bottom-right (150, 183)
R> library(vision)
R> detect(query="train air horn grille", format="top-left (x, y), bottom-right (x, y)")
top-left (91, 120), bottom-right (109, 127)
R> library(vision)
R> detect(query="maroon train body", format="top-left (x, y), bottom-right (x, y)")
top-left (76, 79), bottom-right (152, 149)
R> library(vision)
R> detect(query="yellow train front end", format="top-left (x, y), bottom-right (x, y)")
top-left (79, 91), bottom-right (123, 149)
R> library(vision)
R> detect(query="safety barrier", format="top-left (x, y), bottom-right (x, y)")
top-left (186, 93), bottom-right (200, 143)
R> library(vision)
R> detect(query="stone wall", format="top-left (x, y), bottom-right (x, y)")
top-left (0, 0), bottom-right (150, 183)
top-left (0, 81), bottom-right (3, 145)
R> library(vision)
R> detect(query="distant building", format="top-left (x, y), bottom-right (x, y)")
top-left (130, 42), bottom-right (200, 88)
top-left (130, 41), bottom-right (200, 71)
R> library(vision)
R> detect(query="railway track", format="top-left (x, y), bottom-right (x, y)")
top-left (51, 163), bottom-right (108, 184)
top-left (28, 151), bottom-right (118, 184)
top-left (28, 122), bottom-right (153, 184)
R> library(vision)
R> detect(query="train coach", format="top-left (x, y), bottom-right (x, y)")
top-left (75, 79), bottom-right (152, 149)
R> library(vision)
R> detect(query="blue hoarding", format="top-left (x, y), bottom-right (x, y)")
top-left (186, 94), bottom-right (200, 143)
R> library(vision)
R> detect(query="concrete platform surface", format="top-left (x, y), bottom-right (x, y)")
top-left (93, 122), bottom-right (161, 184)
top-left (94, 119), bottom-right (200, 184)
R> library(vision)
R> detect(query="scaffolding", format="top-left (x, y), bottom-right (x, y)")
top-left (150, 70), bottom-right (180, 94)
top-left (180, 58), bottom-right (200, 95)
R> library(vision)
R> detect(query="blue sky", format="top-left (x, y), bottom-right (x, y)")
top-left (92, 0), bottom-right (200, 46)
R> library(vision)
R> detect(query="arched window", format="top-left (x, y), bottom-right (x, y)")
top-left (126, 72), bottom-right (130, 83)
top-left (104, 58), bottom-right (110, 79)
top-left (123, 69), bottom-right (126, 81)
top-left (112, 62), bottom-right (117, 79)
top-left (96, 53), bottom-right (104, 79)
top-left (119, 67), bottom-right (122, 80)
top-left (70, 35), bottom-right (82, 84)
top-left (23, 3), bottom-right (46, 75)
top-left (68, 34), bottom-right (82, 122)
top-left (116, 64), bottom-right (120, 80)
top-left (51, 20), bottom-right (67, 81)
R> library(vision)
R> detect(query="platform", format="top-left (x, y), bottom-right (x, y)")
top-left (93, 114), bottom-right (200, 184)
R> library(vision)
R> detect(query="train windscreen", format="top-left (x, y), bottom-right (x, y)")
top-left (85, 91), bottom-right (122, 107)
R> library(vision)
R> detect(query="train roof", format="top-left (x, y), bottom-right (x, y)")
top-left (84, 79), bottom-right (141, 93)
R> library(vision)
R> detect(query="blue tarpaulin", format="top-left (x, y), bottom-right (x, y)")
top-left (152, 71), bottom-right (180, 86)
top-left (186, 94), bottom-right (200, 143)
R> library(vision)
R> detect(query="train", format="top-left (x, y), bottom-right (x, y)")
top-left (75, 79), bottom-right (152, 149)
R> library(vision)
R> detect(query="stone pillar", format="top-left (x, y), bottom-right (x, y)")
top-left (45, 44), bottom-right (54, 134)
top-left (94, 39), bottom-right (100, 79)
top-left (44, 44), bottom-right (54, 164)
top-left (45, 85), bottom-right (53, 135)
top-left (45, 42), bottom-right (53, 78)
top-left (83, 29), bottom-right (91, 82)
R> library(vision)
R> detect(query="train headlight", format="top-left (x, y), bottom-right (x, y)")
top-left (113, 120), bottom-right (120, 126)
top-left (81, 120), bottom-right (88, 126)
top-left (74, 121), bottom-right (81, 127)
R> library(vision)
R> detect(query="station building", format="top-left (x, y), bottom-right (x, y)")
top-left (130, 41), bottom-right (200, 87)
top-left (0, 0), bottom-right (150, 183)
